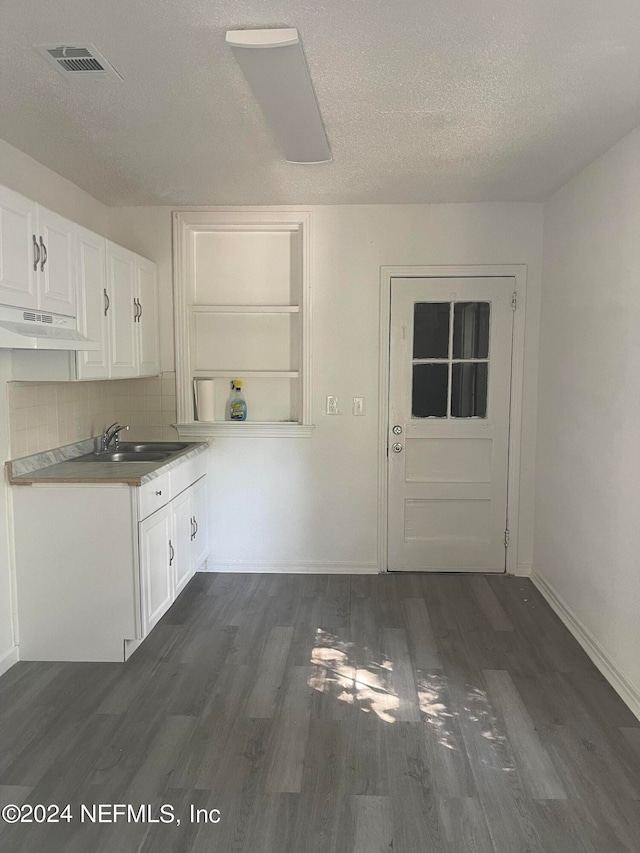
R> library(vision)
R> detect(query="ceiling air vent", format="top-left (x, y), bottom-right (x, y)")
top-left (34, 43), bottom-right (123, 82)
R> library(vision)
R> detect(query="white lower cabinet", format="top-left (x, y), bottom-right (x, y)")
top-left (172, 488), bottom-right (194, 599)
top-left (12, 452), bottom-right (208, 662)
top-left (139, 503), bottom-right (174, 636)
top-left (139, 475), bottom-right (208, 634)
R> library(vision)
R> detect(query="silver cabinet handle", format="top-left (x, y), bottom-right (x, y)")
top-left (33, 235), bottom-right (40, 271)
top-left (104, 288), bottom-right (110, 316)
top-left (155, 489), bottom-right (162, 496)
top-left (190, 517), bottom-right (195, 541)
top-left (392, 442), bottom-right (403, 453)
top-left (133, 298), bottom-right (138, 321)
top-left (39, 237), bottom-right (47, 271)
top-left (169, 539), bottom-right (174, 566)
top-left (194, 517), bottom-right (198, 537)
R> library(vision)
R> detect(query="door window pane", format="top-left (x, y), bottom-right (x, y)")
top-left (453, 302), bottom-right (490, 359)
top-left (412, 364), bottom-right (448, 418)
top-left (451, 363), bottom-right (488, 418)
top-left (413, 303), bottom-right (450, 359)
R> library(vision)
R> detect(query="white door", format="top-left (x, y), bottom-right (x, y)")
top-left (76, 227), bottom-right (109, 379)
top-left (135, 255), bottom-right (160, 376)
top-left (172, 488), bottom-right (194, 596)
top-left (191, 476), bottom-right (209, 570)
top-left (0, 186), bottom-right (37, 309)
top-left (37, 206), bottom-right (76, 316)
top-left (139, 504), bottom-right (174, 635)
top-left (106, 242), bottom-right (137, 378)
top-left (388, 277), bottom-right (514, 572)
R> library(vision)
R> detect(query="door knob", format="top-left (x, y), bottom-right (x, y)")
top-left (392, 425), bottom-right (402, 435)
top-left (392, 442), bottom-right (403, 453)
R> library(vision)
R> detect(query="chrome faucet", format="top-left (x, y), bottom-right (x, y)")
top-left (101, 422), bottom-right (129, 451)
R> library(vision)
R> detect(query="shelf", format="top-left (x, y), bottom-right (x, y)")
top-left (192, 304), bottom-right (300, 314)
top-left (175, 422), bottom-right (316, 439)
top-left (193, 370), bottom-right (299, 379)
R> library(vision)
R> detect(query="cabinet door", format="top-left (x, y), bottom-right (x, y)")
top-left (0, 186), bottom-right (37, 309)
top-left (106, 241), bottom-right (137, 378)
top-left (136, 255), bottom-right (160, 377)
top-left (139, 503), bottom-right (173, 636)
top-left (76, 227), bottom-right (109, 379)
top-left (37, 206), bottom-right (76, 316)
top-left (172, 488), bottom-right (194, 596)
top-left (191, 476), bottom-right (209, 571)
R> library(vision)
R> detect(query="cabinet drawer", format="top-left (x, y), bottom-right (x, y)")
top-left (138, 471), bottom-right (171, 520)
top-left (171, 454), bottom-right (206, 497)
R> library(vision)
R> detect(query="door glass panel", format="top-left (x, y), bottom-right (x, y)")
top-left (412, 364), bottom-right (448, 418)
top-left (413, 303), bottom-right (450, 359)
top-left (451, 363), bottom-right (488, 418)
top-left (453, 302), bottom-right (490, 359)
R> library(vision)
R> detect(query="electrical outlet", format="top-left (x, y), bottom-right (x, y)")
top-left (326, 395), bottom-right (338, 415)
top-left (353, 397), bottom-right (365, 416)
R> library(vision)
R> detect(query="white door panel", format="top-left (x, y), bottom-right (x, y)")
top-left (139, 504), bottom-right (173, 635)
top-left (37, 207), bottom-right (76, 316)
top-left (0, 187), bottom-right (37, 309)
top-left (76, 227), bottom-right (109, 379)
top-left (388, 277), bottom-right (513, 572)
top-left (191, 476), bottom-right (209, 570)
top-left (136, 255), bottom-right (160, 376)
top-left (173, 489), bottom-right (193, 596)
top-left (107, 242), bottom-right (136, 377)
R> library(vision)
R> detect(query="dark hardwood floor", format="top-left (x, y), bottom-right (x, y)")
top-left (1, 572), bottom-right (639, 852)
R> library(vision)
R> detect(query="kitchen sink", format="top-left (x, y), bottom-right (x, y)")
top-left (78, 450), bottom-right (172, 463)
top-left (118, 442), bottom-right (189, 452)
top-left (104, 451), bottom-right (172, 462)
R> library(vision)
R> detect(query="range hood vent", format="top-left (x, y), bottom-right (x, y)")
top-left (34, 44), bottom-right (123, 82)
top-left (23, 311), bottom-right (53, 324)
top-left (0, 305), bottom-right (100, 351)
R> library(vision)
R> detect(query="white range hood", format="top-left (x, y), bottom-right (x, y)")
top-left (0, 305), bottom-right (99, 350)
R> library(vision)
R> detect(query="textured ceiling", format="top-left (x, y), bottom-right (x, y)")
top-left (1, 0), bottom-right (640, 206)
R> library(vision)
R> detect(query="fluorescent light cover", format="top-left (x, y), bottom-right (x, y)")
top-left (226, 28), bottom-right (331, 164)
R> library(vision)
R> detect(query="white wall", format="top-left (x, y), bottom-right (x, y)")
top-left (111, 203), bottom-right (543, 573)
top-left (0, 139), bottom-right (110, 674)
top-left (536, 126), bottom-right (640, 715)
top-left (0, 353), bottom-right (17, 673)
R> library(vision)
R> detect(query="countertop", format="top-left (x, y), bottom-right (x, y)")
top-left (5, 439), bottom-right (209, 486)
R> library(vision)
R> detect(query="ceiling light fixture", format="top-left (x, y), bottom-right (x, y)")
top-left (225, 28), bottom-right (331, 164)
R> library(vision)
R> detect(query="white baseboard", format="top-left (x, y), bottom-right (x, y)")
top-left (531, 569), bottom-right (640, 722)
top-left (0, 645), bottom-right (18, 678)
top-left (202, 560), bottom-right (379, 575)
top-left (512, 561), bottom-right (532, 577)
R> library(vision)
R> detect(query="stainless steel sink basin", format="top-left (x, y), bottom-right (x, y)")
top-left (79, 450), bottom-right (172, 463)
top-left (118, 442), bottom-right (189, 452)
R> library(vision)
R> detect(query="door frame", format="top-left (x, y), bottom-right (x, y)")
top-left (377, 264), bottom-right (528, 574)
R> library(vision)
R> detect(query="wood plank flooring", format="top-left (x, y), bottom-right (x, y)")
top-left (1, 572), bottom-right (639, 852)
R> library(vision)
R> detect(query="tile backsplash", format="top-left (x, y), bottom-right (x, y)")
top-left (7, 372), bottom-right (178, 458)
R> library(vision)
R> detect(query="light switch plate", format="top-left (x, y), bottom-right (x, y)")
top-left (326, 395), bottom-right (338, 415)
top-left (353, 397), bottom-right (365, 416)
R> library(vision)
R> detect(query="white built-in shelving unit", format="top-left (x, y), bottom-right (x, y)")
top-left (173, 211), bottom-right (313, 437)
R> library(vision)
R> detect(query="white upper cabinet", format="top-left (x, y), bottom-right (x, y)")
top-left (0, 181), bottom-right (160, 377)
top-left (37, 206), bottom-right (76, 316)
top-left (0, 186), bottom-right (38, 310)
top-left (107, 241), bottom-right (137, 378)
top-left (84, 240), bottom-right (160, 380)
top-left (76, 226), bottom-right (109, 380)
top-left (0, 188), bottom-right (76, 316)
top-left (136, 254), bottom-right (160, 376)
